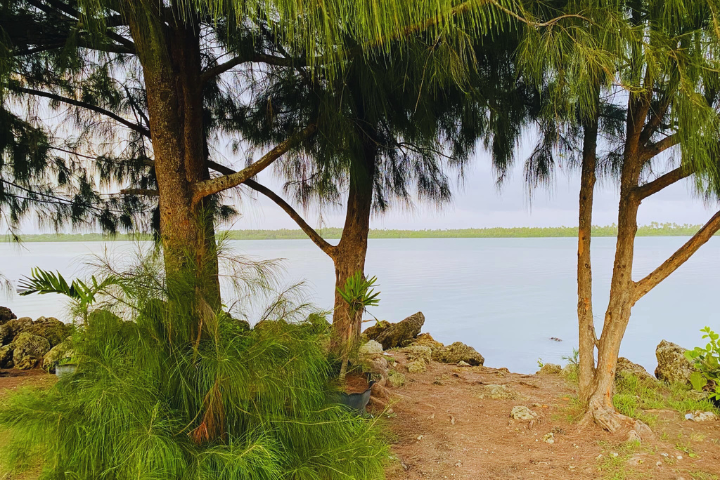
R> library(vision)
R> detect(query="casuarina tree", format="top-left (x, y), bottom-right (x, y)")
top-left (520, 0), bottom-right (720, 431)
top-left (0, 0), bottom-right (528, 314)
top-left (229, 27), bottom-right (536, 359)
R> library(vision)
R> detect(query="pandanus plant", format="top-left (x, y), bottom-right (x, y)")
top-left (335, 271), bottom-right (380, 380)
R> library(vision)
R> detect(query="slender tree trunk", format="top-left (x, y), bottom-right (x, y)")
top-left (127, 10), bottom-right (220, 308)
top-left (330, 137), bottom-right (377, 359)
top-left (585, 156), bottom-right (642, 431)
top-left (577, 106), bottom-right (599, 404)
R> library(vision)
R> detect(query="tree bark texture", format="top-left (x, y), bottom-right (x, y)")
top-left (577, 113), bottom-right (599, 404)
top-left (127, 7), bottom-right (221, 307)
top-left (330, 137), bottom-right (377, 358)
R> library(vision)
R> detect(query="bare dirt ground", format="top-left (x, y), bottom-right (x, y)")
top-left (1, 363), bottom-right (720, 479)
top-left (379, 352), bottom-right (720, 480)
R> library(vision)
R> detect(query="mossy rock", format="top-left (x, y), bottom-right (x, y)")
top-left (387, 370), bottom-right (406, 387)
top-left (0, 306), bottom-right (16, 324)
top-left (12, 332), bottom-right (51, 370)
top-left (616, 357), bottom-right (654, 382)
top-left (432, 342), bottom-right (484, 366)
top-left (43, 340), bottom-right (75, 373)
top-left (402, 345), bottom-right (432, 363)
top-left (374, 312), bottom-right (425, 350)
top-left (655, 340), bottom-right (696, 385)
top-left (407, 333), bottom-right (444, 350)
top-left (537, 363), bottom-right (562, 375)
top-left (0, 317), bottom-right (33, 345)
top-left (363, 320), bottom-right (390, 341)
top-left (406, 359), bottom-right (427, 374)
top-left (0, 344), bottom-right (14, 368)
top-left (28, 317), bottom-right (71, 347)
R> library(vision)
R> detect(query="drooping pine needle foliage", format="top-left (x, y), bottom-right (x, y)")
top-left (0, 256), bottom-right (388, 479)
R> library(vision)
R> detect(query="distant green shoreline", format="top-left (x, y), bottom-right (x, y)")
top-left (2, 223), bottom-right (714, 242)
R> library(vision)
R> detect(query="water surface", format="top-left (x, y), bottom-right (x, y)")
top-left (1, 237), bottom-right (718, 374)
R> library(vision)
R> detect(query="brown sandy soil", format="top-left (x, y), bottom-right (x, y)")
top-left (379, 352), bottom-right (720, 480)
top-left (1, 364), bottom-right (719, 479)
top-left (0, 368), bottom-right (55, 397)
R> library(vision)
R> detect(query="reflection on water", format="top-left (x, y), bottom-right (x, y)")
top-left (1, 236), bottom-right (718, 374)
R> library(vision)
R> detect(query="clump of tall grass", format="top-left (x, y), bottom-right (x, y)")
top-left (0, 247), bottom-right (388, 479)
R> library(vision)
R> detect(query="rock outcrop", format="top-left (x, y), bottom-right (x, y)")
top-left (0, 344), bottom-right (13, 368)
top-left (655, 340), bottom-right (695, 385)
top-left (432, 342), bottom-right (484, 366)
top-left (0, 306), bottom-right (16, 324)
top-left (28, 317), bottom-right (70, 347)
top-left (374, 312), bottom-right (425, 349)
top-left (537, 363), bottom-right (562, 375)
top-left (616, 357), bottom-right (654, 382)
top-left (408, 333), bottom-right (444, 351)
top-left (43, 339), bottom-right (74, 373)
top-left (363, 321), bottom-right (390, 341)
top-left (12, 332), bottom-right (51, 370)
top-left (0, 317), bottom-right (32, 345)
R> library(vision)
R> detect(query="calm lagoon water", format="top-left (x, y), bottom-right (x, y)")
top-left (1, 237), bottom-right (718, 374)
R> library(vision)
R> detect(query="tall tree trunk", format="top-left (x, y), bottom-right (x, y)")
top-left (577, 110), bottom-right (599, 404)
top-left (585, 157), bottom-right (642, 431)
top-left (330, 137), bottom-right (377, 359)
top-left (127, 9), bottom-right (220, 308)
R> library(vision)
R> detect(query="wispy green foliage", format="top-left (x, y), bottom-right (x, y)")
top-left (0, 254), bottom-right (388, 479)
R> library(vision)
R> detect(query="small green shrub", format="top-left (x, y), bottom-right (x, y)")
top-left (685, 327), bottom-right (720, 400)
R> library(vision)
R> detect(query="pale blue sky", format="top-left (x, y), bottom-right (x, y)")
top-left (231, 145), bottom-right (717, 231)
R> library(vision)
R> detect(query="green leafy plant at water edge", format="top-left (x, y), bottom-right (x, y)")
top-left (685, 327), bottom-right (720, 400)
top-left (18, 267), bottom-right (125, 321)
top-left (336, 272), bottom-right (380, 316)
top-left (0, 256), bottom-right (387, 479)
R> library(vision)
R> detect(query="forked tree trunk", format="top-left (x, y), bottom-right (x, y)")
top-left (584, 152), bottom-right (643, 430)
top-left (330, 139), bottom-right (377, 358)
top-left (127, 10), bottom-right (221, 308)
top-left (577, 113), bottom-right (599, 404)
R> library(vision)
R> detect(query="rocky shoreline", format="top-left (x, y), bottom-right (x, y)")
top-left (0, 304), bottom-right (712, 396)
top-left (0, 307), bottom-right (73, 372)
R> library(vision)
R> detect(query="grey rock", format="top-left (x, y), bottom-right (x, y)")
top-left (359, 340), bottom-right (383, 355)
top-left (374, 312), bottom-right (425, 350)
top-left (432, 342), bottom-right (484, 366)
top-left (537, 363), bottom-right (562, 375)
top-left (0, 306), bottom-right (16, 324)
top-left (477, 384), bottom-right (525, 400)
top-left (12, 332), bottom-right (51, 370)
top-left (616, 357), bottom-right (654, 382)
top-left (655, 340), bottom-right (696, 385)
top-left (510, 406), bottom-right (537, 421)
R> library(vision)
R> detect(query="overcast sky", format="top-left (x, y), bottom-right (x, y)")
top-left (229, 142), bottom-right (718, 231)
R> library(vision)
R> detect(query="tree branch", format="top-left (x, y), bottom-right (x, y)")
top-left (200, 53), bottom-right (297, 83)
top-left (639, 133), bottom-right (680, 163)
top-left (633, 210), bottom-right (720, 302)
top-left (120, 188), bottom-right (158, 196)
top-left (633, 165), bottom-right (693, 200)
top-left (12, 86), bottom-right (151, 138)
top-left (243, 179), bottom-right (336, 258)
top-left (192, 123), bottom-right (317, 203)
